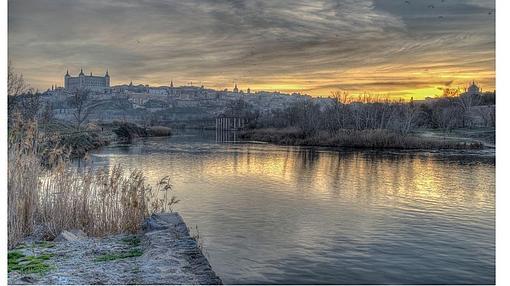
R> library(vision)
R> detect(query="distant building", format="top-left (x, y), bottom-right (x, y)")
top-left (463, 81), bottom-right (481, 96)
top-left (64, 68), bottom-right (110, 91)
top-left (233, 83), bottom-right (239, 93)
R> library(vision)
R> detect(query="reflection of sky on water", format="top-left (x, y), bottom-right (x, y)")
top-left (90, 130), bottom-right (494, 284)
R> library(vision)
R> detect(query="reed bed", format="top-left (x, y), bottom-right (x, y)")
top-left (8, 117), bottom-right (40, 249)
top-left (8, 117), bottom-right (175, 248)
top-left (240, 128), bottom-right (484, 149)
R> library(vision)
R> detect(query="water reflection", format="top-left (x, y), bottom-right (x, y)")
top-left (215, 129), bottom-right (241, 143)
top-left (90, 130), bottom-right (495, 284)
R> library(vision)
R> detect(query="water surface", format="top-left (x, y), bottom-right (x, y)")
top-left (91, 130), bottom-right (495, 284)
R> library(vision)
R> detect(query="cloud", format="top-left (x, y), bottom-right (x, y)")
top-left (8, 0), bottom-right (495, 98)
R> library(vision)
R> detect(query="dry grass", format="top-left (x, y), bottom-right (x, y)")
top-left (8, 116), bottom-right (177, 248)
top-left (38, 165), bottom-right (156, 239)
top-left (240, 128), bottom-right (484, 149)
top-left (8, 116), bottom-right (40, 249)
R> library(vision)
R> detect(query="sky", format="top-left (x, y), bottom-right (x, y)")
top-left (9, 0), bottom-right (495, 99)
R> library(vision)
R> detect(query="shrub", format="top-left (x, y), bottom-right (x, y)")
top-left (147, 126), bottom-right (172, 137)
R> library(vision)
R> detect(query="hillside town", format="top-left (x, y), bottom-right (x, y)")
top-left (38, 69), bottom-right (495, 130)
top-left (41, 69), bottom-right (335, 126)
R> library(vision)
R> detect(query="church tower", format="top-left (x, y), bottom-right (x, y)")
top-left (64, 70), bottom-right (70, 89)
top-left (105, 69), bottom-right (110, 87)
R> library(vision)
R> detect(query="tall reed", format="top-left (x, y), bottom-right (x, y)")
top-left (8, 116), bottom-right (176, 248)
top-left (38, 165), bottom-right (158, 239)
top-left (8, 116), bottom-right (40, 248)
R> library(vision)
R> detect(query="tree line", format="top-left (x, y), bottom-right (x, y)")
top-left (240, 90), bottom-right (495, 136)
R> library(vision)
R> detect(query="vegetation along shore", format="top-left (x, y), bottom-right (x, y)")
top-left (233, 90), bottom-right (495, 150)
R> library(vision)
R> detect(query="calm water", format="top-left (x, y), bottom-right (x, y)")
top-left (90, 130), bottom-right (495, 284)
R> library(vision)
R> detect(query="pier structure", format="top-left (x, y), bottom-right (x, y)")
top-left (215, 114), bottom-right (246, 142)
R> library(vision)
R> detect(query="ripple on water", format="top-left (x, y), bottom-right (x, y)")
top-left (90, 131), bottom-right (495, 284)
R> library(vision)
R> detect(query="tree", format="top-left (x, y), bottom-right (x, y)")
top-left (457, 93), bottom-right (481, 127)
top-left (399, 103), bottom-right (421, 134)
top-left (40, 102), bottom-right (55, 125)
top-left (440, 87), bottom-right (461, 98)
top-left (475, 105), bottom-right (495, 128)
top-left (328, 90), bottom-right (352, 132)
top-left (69, 89), bottom-right (96, 131)
top-left (8, 63), bottom-right (39, 123)
top-left (8, 63), bottom-right (32, 97)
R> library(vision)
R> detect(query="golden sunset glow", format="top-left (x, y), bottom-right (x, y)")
top-left (9, 0), bottom-right (495, 99)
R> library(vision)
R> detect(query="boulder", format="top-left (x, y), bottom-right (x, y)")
top-left (54, 230), bottom-right (87, 242)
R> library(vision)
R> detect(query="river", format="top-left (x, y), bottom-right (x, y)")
top-left (90, 129), bottom-right (495, 284)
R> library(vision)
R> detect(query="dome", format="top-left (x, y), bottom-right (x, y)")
top-left (467, 81), bottom-right (480, 94)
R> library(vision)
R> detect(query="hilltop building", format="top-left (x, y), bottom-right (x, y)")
top-left (64, 68), bottom-right (110, 91)
top-left (463, 81), bottom-right (481, 96)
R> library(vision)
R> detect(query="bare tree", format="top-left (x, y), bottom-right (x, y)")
top-left (329, 90), bottom-right (352, 132)
top-left (457, 93), bottom-right (481, 127)
top-left (69, 89), bottom-right (96, 131)
top-left (475, 105), bottom-right (495, 128)
top-left (440, 87), bottom-right (461, 98)
top-left (8, 63), bottom-right (33, 97)
top-left (40, 103), bottom-right (55, 125)
top-left (399, 103), bottom-right (421, 134)
top-left (18, 93), bottom-right (41, 122)
top-left (8, 63), bottom-right (39, 123)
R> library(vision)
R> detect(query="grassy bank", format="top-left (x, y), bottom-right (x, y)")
top-left (239, 128), bottom-right (484, 150)
top-left (39, 121), bottom-right (172, 159)
top-left (39, 121), bottom-right (111, 159)
top-left (111, 122), bottom-right (172, 142)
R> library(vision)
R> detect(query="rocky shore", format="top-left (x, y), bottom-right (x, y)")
top-left (8, 213), bottom-right (222, 285)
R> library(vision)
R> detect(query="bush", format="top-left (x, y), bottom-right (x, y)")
top-left (112, 122), bottom-right (148, 142)
top-left (147, 126), bottom-right (172, 137)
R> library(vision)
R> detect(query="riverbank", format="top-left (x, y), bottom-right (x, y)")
top-left (39, 121), bottom-right (173, 159)
top-left (239, 128), bottom-right (488, 150)
top-left (8, 213), bottom-right (221, 285)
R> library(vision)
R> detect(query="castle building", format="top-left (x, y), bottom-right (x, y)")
top-left (64, 68), bottom-right (110, 91)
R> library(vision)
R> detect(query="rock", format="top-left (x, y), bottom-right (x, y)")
top-left (69, 229), bottom-right (87, 238)
top-left (20, 276), bottom-right (36, 284)
top-left (54, 230), bottom-right (87, 242)
top-left (142, 214), bottom-right (170, 232)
